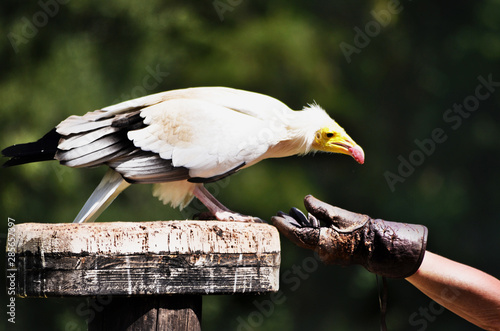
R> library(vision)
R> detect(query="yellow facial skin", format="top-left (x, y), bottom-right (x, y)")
top-left (313, 124), bottom-right (365, 164)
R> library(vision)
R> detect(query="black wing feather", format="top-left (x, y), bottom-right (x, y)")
top-left (2, 128), bottom-right (60, 167)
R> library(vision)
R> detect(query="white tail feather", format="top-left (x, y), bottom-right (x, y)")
top-left (73, 169), bottom-right (130, 223)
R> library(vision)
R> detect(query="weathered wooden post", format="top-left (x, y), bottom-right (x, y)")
top-left (10, 220), bottom-right (280, 330)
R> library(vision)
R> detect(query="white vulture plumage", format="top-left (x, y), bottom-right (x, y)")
top-left (2, 87), bottom-right (364, 223)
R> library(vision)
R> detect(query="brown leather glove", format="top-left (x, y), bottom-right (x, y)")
top-left (272, 195), bottom-right (428, 278)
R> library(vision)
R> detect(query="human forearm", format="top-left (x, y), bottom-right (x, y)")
top-left (406, 251), bottom-right (500, 330)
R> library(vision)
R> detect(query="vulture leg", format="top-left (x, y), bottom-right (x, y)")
top-left (193, 185), bottom-right (264, 223)
top-left (73, 169), bottom-right (130, 223)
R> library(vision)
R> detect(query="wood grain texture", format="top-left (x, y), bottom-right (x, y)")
top-left (87, 295), bottom-right (202, 331)
top-left (11, 221), bottom-right (280, 297)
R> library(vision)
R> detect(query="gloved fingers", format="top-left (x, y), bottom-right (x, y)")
top-left (303, 195), bottom-right (350, 222)
top-left (288, 207), bottom-right (321, 228)
top-left (289, 207), bottom-right (309, 227)
top-left (272, 212), bottom-right (320, 250)
top-left (304, 195), bottom-right (370, 231)
top-left (276, 211), bottom-right (302, 228)
top-left (309, 213), bottom-right (320, 228)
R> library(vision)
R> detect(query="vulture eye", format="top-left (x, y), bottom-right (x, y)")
top-left (326, 132), bottom-right (334, 138)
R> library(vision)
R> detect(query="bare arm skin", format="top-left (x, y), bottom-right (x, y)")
top-left (406, 251), bottom-right (500, 330)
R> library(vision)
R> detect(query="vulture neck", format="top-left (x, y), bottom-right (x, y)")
top-left (260, 107), bottom-right (331, 161)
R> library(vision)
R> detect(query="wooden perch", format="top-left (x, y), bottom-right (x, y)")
top-left (11, 220), bottom-right (281, 330)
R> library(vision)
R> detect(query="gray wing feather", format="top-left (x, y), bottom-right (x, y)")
top-left (56, 113), bottom-right (114, 135)
top-left (58, 126), bottom-right (120, 150)
top-left (56, 134), bottom-right (125, 163)
top-left (109, 151), bottom-right (190, 183)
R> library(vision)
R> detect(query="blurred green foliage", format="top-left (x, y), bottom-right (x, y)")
top-left (1, 0), bottom-right (500, 330)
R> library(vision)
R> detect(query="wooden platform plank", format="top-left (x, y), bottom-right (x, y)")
top-left (11, 221), bottom-right (281, 297)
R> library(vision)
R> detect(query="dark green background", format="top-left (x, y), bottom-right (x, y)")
top-left (2, 0), bottom-right (499, 330)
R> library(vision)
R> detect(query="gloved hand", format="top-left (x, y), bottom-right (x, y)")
top-left (272, 195), bottom-right (428, 278)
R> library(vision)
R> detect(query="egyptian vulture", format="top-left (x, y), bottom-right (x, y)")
top-left (2, 87), bottom-right (364, 223)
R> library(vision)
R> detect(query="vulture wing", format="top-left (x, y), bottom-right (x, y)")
top-left (56, 87), bottom-right (293, 182)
